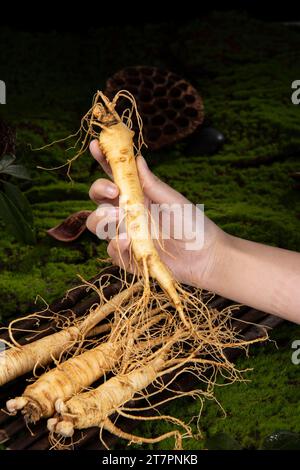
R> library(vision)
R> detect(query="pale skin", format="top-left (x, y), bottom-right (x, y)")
top-left (87, 140), bottom-right (300, 324)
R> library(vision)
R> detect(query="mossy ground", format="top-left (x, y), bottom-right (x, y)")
top-left (0, 12), bottom-right (299, 449)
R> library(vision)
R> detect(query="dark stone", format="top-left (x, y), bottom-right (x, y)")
top-left (186, 126), bottom-right (225, 156)
top-left (262, 431), bottom-right (300, 450)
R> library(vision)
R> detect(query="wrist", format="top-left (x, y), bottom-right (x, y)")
top-left (198, 229), bottom-right (233, 293)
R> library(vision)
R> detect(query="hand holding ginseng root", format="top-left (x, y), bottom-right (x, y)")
top-left (87, 142), bottom-right (224, 290)
top-left (1, 90), bottom-right (298, 451)
top-left (88, 131), bottom-right (300, 323)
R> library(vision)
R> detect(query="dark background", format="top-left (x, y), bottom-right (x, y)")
top-left (2, 1), bottom-right (300, 29)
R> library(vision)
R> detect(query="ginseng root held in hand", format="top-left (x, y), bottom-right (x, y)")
top-left (57, 91), bottom-right (195, 328)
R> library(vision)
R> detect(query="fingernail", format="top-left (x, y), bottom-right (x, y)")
top-left (106, 185), bottom-right (117, 197)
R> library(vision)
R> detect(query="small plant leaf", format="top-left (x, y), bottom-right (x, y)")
top-left (47, 210), bottom-right (92, 242)
top-left (3, 181), bottom-right (34, 226)
top-left (1, 164), bottom-right (31, 180)
top-left (0, 154), bottom-right (16, 171)
top-left (205, 432), bottom-right (242, 450)
top-left (0, 191), bottom-right (36, 244)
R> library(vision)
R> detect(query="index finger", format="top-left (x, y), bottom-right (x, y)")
top-left (90, 139), bottom-right (113, 179)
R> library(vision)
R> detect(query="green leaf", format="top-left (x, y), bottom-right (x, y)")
top-left (0, 154), bottom-right (16, 171)
top-left (0, 191), bottom-right (36, 244)
top-left (3, 182), bottom-right (34, 226)
top-left (205, 432), bottom-right (242, 450)
top-left (262, 431), bottom-right (300, 450)
top-left (0, 154), bottom-right (16, 169)
top-left (1, 164), bottom-right (31, 180)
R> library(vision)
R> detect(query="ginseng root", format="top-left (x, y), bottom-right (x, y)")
top-left (6, 309), bottom-right (168, 422)
top-left (97, 93), bottom-right (189, 327)
top-left (49, 353), bottom-right (191, 449)
top-left (6, 341), bottom-right (121, 421)
top-left (0, 281), bottom-right (141, 387)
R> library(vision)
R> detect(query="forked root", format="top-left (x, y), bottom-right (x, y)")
top-left (49, 355), bottom-right (167, 437)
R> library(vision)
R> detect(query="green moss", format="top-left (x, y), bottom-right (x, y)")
top-left (26, 182), bottom-right (91, 203)
top-left (0, 236), bottom-right (107, 319)
top-left (0, 12), bottom-right (299, 449)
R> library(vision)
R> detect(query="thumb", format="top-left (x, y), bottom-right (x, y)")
top-left (136, 155), bottom-right (188, 205)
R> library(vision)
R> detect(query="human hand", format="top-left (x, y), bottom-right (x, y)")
top-left (86, 139), bottom-right (300, 321)
top-left (87, 140), bottom-right (227, 290)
